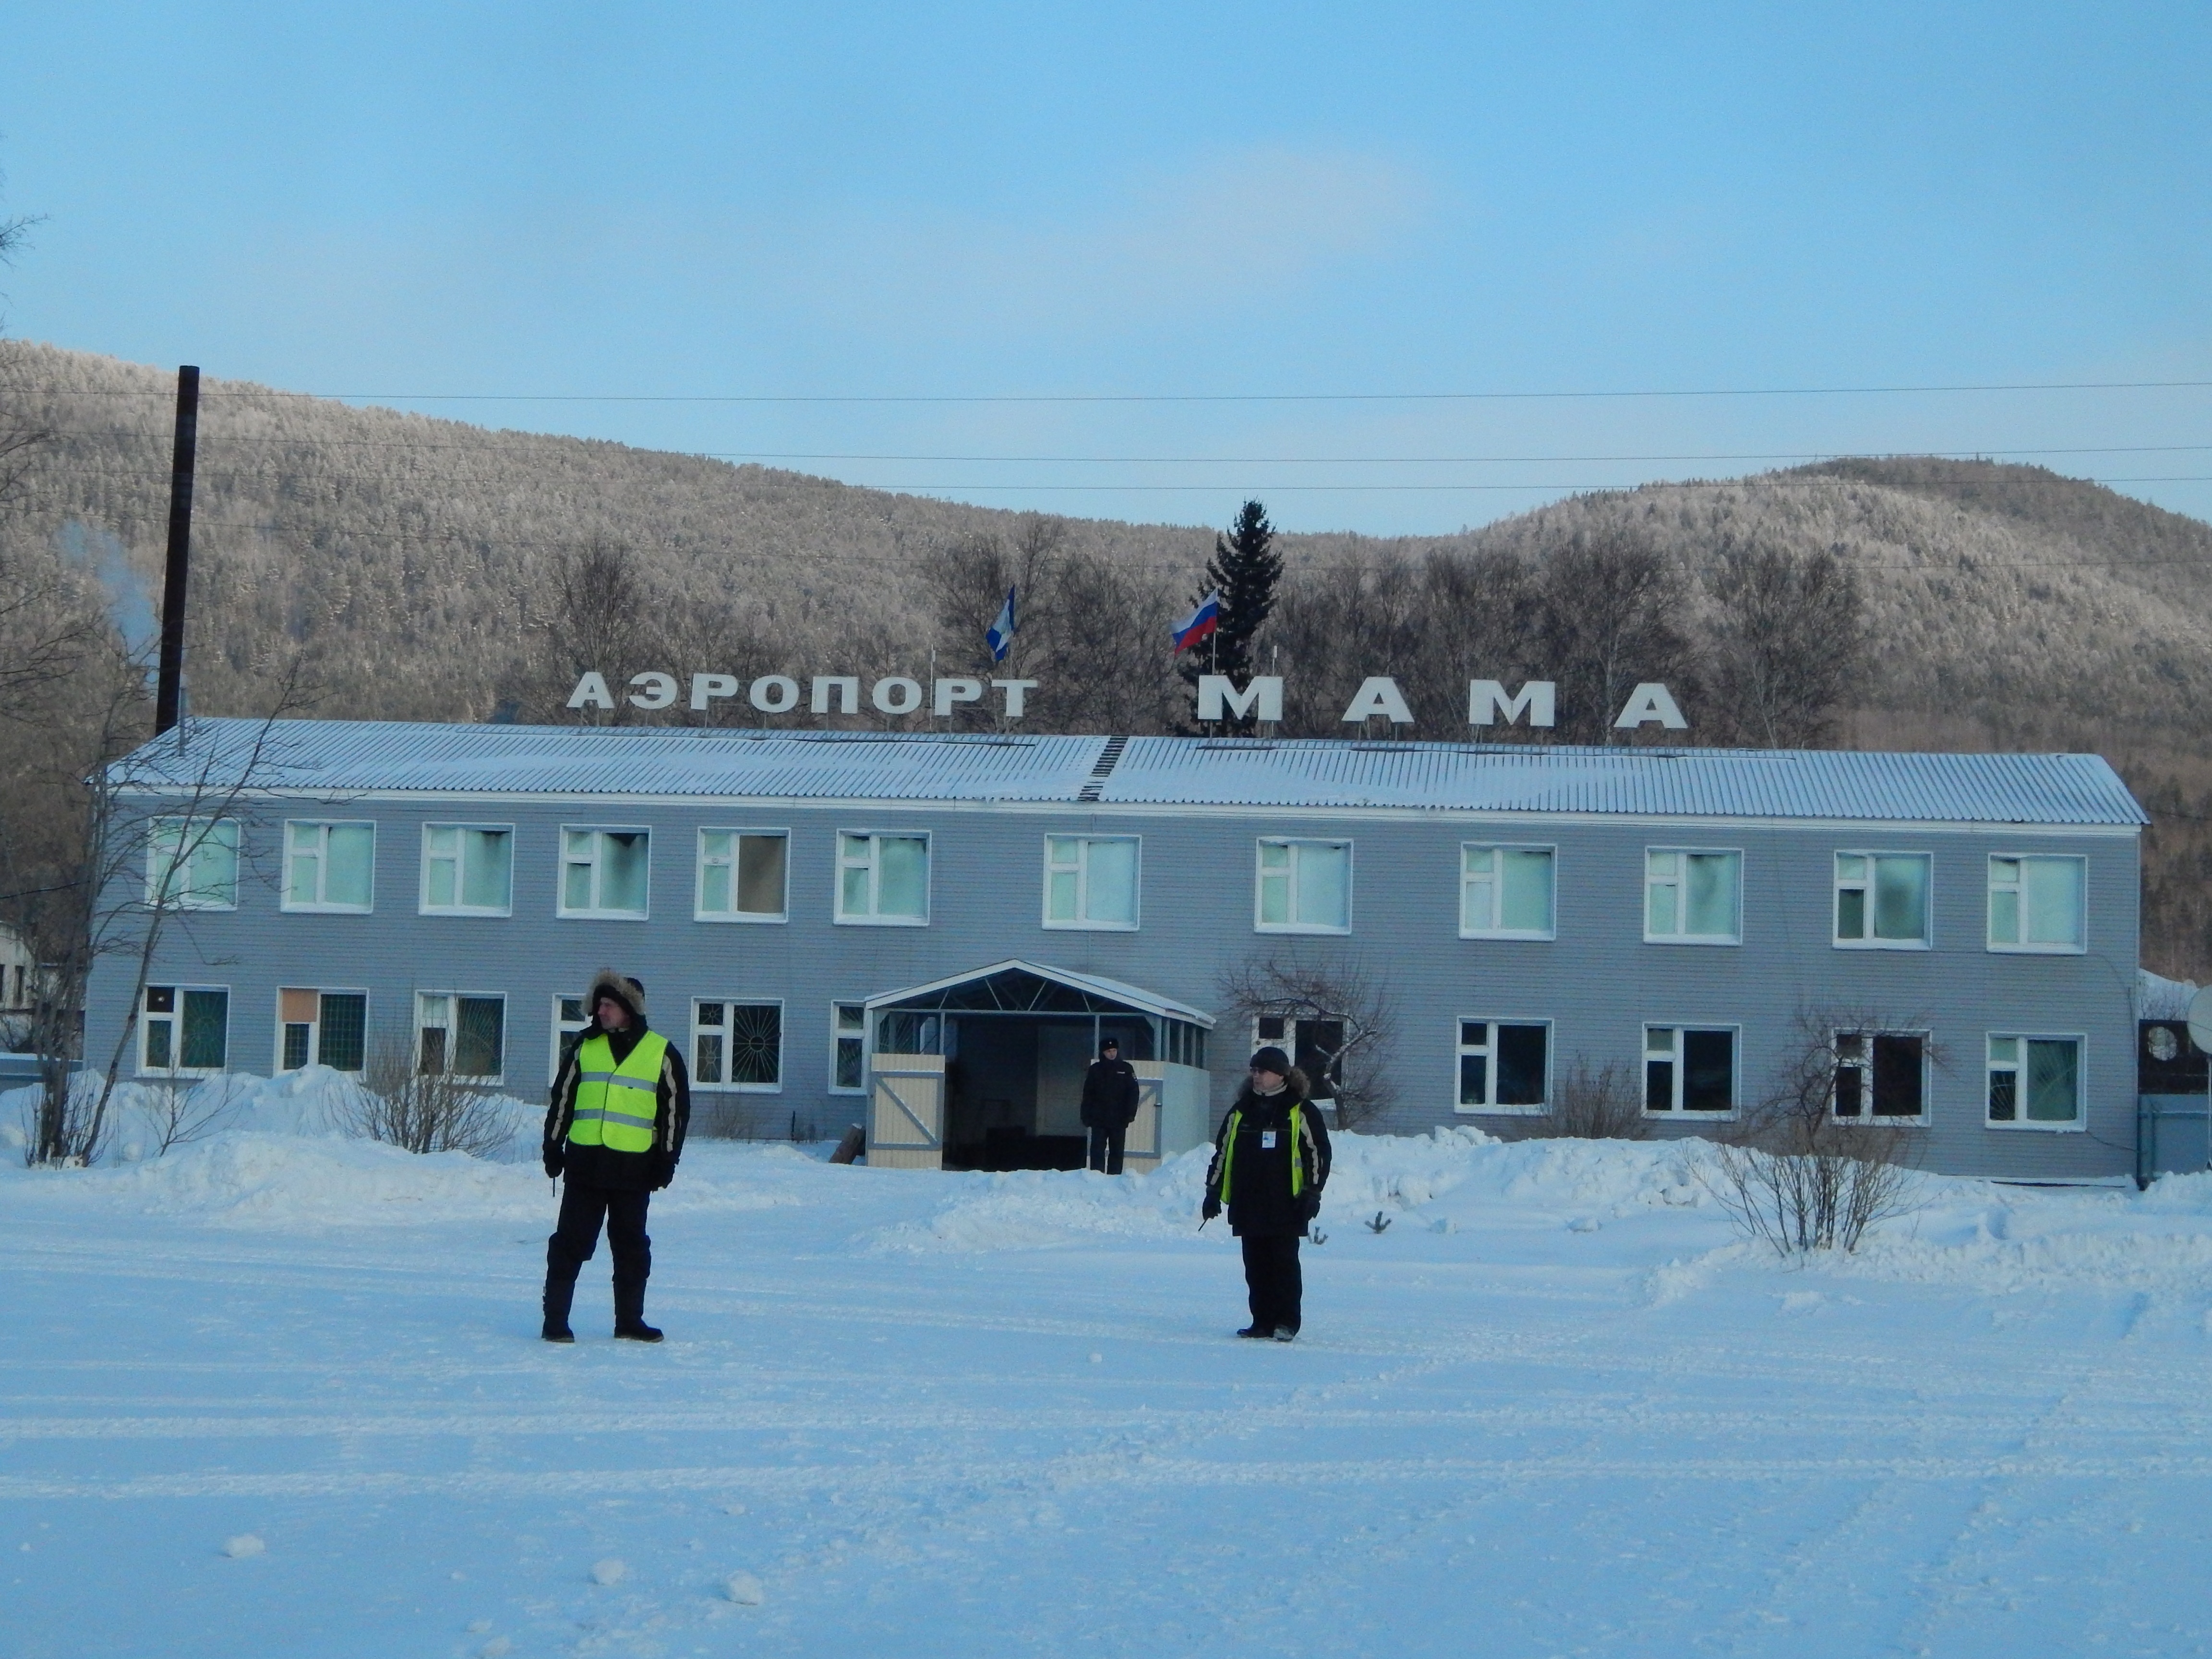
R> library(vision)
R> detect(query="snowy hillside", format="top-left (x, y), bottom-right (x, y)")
top-left (6, 1097), bottom-right (2212, 1656)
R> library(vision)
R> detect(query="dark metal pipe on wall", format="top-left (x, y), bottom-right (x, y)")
top-left (153, 364), bottom-right (200, 735)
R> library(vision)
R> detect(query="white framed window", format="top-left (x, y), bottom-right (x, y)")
top-left (275, 987), bottom-right (367, 1074)
top-left (550, 993), bottom-right (593, 1085)
top-left (1834, 853), bottom-right (1930, 949)
top-left (830, 1001), bottom-right (868, 1093)
top-left (139, 985), bottom-right (228, 1076)
top-left (1455, 1019), bottom-right (1550, 1113)
top-left (560, 828), bottom-right (650, 919)
top-left (1645, 850), bottom-right (1741, 944)
top-left (145, 818), bottom-right (239, 910)
top-left (836, 831), bottom-right (930, 925)
top-left (1460, 845), bottom-right (1555, 939)
top-left (416, 991), bottom-right (505, 1081)
top-left (1644, 1025), bottom-right (1737, 1115)
top-left (1044, 835), bottom-right (1140, 930)
top-left (692, 999), bottom-right (783, 1092)
top-left (1253, 1015), bottom-right (1344, 1106)
top-left (421, 825), bottom-right (514, 915)
top-left (1255, 839), bottom-right (1352, 934)
top-left (283, 821), bottom-right (375, 913)
top-left (1832, 1030), bottom-right (1927, 1121)
top-left (1986, 1034), bottom-right (2083, 1130)
top-left (697, 829), bottom-right (789, 922)
top-left (1987, 855), bottom-right (2084, 953)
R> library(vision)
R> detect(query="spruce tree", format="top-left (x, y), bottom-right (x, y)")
top-left (1180, 499), bottom-right (1282, 728)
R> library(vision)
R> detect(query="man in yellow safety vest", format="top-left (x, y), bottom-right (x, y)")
top-left (540, 969), bottom-right (691, 1343)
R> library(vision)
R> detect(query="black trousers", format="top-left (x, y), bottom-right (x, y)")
top-left (1087, 1124), bottom-right (1127, 1174)
top-left (1240, 1233), bottom-right (1303, 1334)
top-left (546, 1181), bottom-right (652, 1319)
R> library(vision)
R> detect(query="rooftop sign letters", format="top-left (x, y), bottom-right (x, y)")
top-left (566, 672), bottom-right (1688, 731)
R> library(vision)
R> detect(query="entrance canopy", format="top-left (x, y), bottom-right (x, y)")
top-left (865, 959), bottom-right (1214, 1027)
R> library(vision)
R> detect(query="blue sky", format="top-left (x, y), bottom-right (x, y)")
top-left (6, 1), bottom-right (2209, 534)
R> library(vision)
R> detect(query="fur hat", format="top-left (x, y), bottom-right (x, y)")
top-left (588, 968), bottom-right (648, 1025)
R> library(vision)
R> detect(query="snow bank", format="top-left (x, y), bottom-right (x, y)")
top-left (2, 1067), bottom-right (541, 1165)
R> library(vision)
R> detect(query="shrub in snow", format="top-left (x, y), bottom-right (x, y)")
top-left (1704, 1012), bottom-right (1923, 1254)
top-left (724, 1571), bottom-right (765, 1605)
top-left (343, 1036), bottom-right (516, 1157)
top-left (591, 1557), bottom-right (627, 1586)
top-left (222, 1534), bottom-right (264, 1559)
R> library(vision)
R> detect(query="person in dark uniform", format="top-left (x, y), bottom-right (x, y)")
top-left (1201, 1046), bottom-right (1331, 1341)
top-left (1079, 1036), bottom-right (1141, 1173)
top-left (540, 969), bottom-right (690, 1344)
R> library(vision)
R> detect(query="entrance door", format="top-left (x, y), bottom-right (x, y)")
top-left (868, 1053), bottom-right (946, 1169)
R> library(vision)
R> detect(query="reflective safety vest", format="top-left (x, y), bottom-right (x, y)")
top-left (1214, 1100), bottom-right (1307, 1207)
top-left (567, 1030), bottom-right (669, 1153)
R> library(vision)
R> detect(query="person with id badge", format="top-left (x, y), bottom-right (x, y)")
top-left (1201, 1045), bottom-right (1332, 1341)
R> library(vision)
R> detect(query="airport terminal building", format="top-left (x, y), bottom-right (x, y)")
top-left (94, 719), bottom-right (2152, 1180)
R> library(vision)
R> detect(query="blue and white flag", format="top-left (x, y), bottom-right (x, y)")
top-left (986, 586), bottom-right (1017, 662)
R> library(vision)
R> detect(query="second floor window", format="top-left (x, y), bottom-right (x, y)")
top-left (838, 832), bottom-right (929, 924)
top-left (1834, 854), bottom-right (1929, 947)
top-left (697, 830), bottom-right (788, 922)
top-left (1256, 839), bottom-right (1351, 934)
top-left (1646, 850), bottom-right (1740, 944)
top-left (561, 829), bottom-right (649, 918)
top-left (422, 825), bottom-right (513, 915)
top-left (1988, 855), bottom-right (2084, 952)
top-left (1461, 845), bottom-right (1554, 938)
top-left (1044, 835), bottom-right (1139, 929)
top-left (284, 822), bottom-right (374, 913)
top-left (146, 818), bottom-right (238, 910)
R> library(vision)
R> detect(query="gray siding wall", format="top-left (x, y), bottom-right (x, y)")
top-left (90, 793), bottom-right (2141, 1179)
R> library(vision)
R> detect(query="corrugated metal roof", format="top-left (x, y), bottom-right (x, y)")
top-left (114, 719), bottom-right (2148, 826)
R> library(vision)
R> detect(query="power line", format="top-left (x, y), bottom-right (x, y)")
top-left (147, 514), bottom-right (2212, 571)
top-left (22, 427), bottom-right (2212, 464)
top-left (39, 376), bottom-right (2212, 404)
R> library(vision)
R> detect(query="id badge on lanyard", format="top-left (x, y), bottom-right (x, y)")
top-left (1261, 1130), bottom-right (1278, 1149)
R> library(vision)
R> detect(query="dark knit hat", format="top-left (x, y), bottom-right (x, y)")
top-left (1250, 1046), bottom-right (1291, 1075)
top-left (1099, 1037), bottom-right (1119, 1053)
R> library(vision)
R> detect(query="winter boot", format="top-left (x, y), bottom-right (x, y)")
top-left (613, 1279), bottom-right (662, 1344)
top-left (1272, 1327), bottom-right (1298, 1343)
top-left (541, 1274), bottom-right (577, 1343)
top-left (1236, 1325), bottom-right (1271, 1338)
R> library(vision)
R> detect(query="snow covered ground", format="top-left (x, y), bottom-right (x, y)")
top-left (6, 1081), bottom-right (2212, 1658)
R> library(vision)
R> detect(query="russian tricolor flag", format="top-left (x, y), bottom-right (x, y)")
top-left (1171, 590), bottom-right (1223, 654)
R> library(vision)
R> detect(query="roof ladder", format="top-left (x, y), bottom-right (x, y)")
top-left (1077, 734), bottom-right (1130, 802)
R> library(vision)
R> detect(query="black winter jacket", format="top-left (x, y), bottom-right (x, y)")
top-left (542, 1022), bottom-right (692, 1191)
top-left (1079, 1056), bottom-right (1141, 1129)
top-left (1202, 1074), bottom-right (1331, 1238)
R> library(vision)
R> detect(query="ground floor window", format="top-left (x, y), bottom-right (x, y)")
top-left (276, 988), bottom-right (366, 1074)
top-left (417, 992), bottom-right (504, 1080)
top-left (1456, 1019), bottom-right (1549, 1112)
top-left (141, 985), bottom-right (228, 1075)
top-left (551, 995), bottom-right (593, 1083)
top-left (1833, 1031), bottom-right (1926, 1120)
top-left (831, 1002), bottom-right (867, 1092)
top-left (1645, 1025), bottom-right (1735, 1114)
top-left (1254, 1015), bottom-right (1344, 1104)
top-left (1987, 1034), bottom-right (2082, 1128)
top-left (694, 999), bottom-right (782, 1091)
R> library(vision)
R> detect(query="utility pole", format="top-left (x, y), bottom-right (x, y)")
top-left (153, 365), bottom-right (200, 735)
